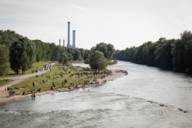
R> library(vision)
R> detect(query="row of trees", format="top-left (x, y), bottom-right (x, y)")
top-left (114, 31), bottom-right (192, 75)
top-left (0, 30), bottom-right (89, 75)
top-left (0, 30), bottom-right (115, 74)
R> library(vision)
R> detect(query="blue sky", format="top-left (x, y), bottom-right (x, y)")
top-left (0, 0), bottom-right (192, 49)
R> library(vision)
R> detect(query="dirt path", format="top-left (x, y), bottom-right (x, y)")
top-left (0, 70), bottom-right (47, 97)
top-left (0, 63), bottom-right (55, 98)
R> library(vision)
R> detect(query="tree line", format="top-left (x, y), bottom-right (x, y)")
top-left (0, 30), bottom-right (115, 75)
top-left (114, 31), bottom-right (192, 75)
top-left (0, 30), bottom-right (89, 75)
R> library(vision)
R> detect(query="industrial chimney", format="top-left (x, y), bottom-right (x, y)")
top-left (72, 30), bottom-right (76, 48)
top-left (59, 39), bottom-right (61, 46)
top-left (67, 21), bottom-right (71, 48)
top-left (63, 40), bottom-right (65, 47)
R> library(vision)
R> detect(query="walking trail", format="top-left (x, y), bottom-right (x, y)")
top-left (0, 63), bottom-right (55, 104)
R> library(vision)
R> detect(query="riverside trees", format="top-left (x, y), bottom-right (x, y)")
top-left (89, 51), bottom-right (107, 70)
top-left (0, 45), bottom-right (9, 75)
top-left (9, 38), bottom-right (35, 74)
top-left (59, 52), bottom-right (68, 65)
top-left (92, 42), bottom-right (115, 59)
top-left (0, 30), bottom-right (87, 75)
top-left (114, 31), bottom-right (192, 75)
top-left (0, 30), bottom-right (116, 74)
top-left (88, 43), bottom-right (115, 70)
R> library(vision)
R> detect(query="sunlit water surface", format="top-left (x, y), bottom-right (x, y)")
top-left (1, 61), bottom-right (192, 128)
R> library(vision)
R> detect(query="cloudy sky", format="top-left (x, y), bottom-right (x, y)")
top-left (0, 0), bottom-right (192, 49)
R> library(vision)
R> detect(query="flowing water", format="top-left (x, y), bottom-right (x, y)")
top-left (1, 61), bottom-right (192, 128)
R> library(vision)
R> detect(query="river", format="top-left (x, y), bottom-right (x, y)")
top-left (0, 61), bottom-right (192, 128)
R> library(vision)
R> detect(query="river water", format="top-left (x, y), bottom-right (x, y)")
top-left (0, 61), bottom-right (192, 128)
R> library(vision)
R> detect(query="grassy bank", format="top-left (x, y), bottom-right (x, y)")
top-left (10, 64), bottom-right (110, 95)
top-left (24, 61), bottom-right (51, 74)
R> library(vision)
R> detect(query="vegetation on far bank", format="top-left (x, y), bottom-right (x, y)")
top-left (114, 31), bottom-right (192, 75)
top-left (0, 30), bottom-right (117, 96)
top-left (0, 30), bottom-right (116, 76)
top-left (0, 30), bottom-right (90, 75)
top-left (10, 64), bottom-right (111, 95)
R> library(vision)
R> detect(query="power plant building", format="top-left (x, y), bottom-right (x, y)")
top-left (67, 21), bottom-right (71, 48)
top-left (72, 30), bottom-right (76, 48)
top-left (58, 21), bottom-right (76, 48)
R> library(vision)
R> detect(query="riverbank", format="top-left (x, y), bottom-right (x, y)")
top-left (0, 69), bottom-right (128, 105)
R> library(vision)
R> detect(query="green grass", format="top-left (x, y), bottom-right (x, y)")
top-left (25, 61), bottom-right (50, 74)
top-left (11, 64), bottom-right (109, 95)
top-left (0, 79), bottom-right (11, 87)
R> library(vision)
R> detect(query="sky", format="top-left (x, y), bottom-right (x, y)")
top-left (0, 0), bottom-right (192, 49)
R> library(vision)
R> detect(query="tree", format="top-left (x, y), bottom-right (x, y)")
top-left (73, 50), bottom-right (82, 60)
top-left (106, 43), bottom-right (115, 59)
top-left (172, 40), bottom-right (185, 72)
top-left (84, 50), bottom-right (91, 64)
top-left (59, 52), bottom-right (68, 65)
top-left (181, 31), bottom-right (192, 74)
top-left (89, 51), bottom-right (107, 70)
top-left (0, 30), bottom-right (22, 47)
top-left (9, 38), bottom-right (34, 74)
top-left (114, 31), bottom-right (192, 75)
top-left (154, 39), bottom-right (173, 70)
top-left (0, 30), bottom-right (96, 71)
top-left (0, 45), bottom-right (9, 75)
top-left (93, 43), bottom-right (115, 59)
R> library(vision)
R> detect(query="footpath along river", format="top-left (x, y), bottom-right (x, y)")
top-left (0, 61), bottom-right (192, 128)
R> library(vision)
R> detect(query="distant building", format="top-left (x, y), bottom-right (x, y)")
top-left (63, 40), bottom-right (65, 47)
top-left (59, 39), bottom-right (61, 46)
top-left (67, 21), bottom-right (71, 48)
top-left (72, 30), bottom-right (76, 48)
top-left (67, 21), bottom-right (76, 48)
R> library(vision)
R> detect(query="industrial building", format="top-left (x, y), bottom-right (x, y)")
top-left (58, 21), bottom-right (76, 48)
top-left (67, 21), bottom-right (76, 48)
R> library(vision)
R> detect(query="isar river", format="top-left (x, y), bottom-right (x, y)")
top-left (0, 61), bottom-right (192, 128)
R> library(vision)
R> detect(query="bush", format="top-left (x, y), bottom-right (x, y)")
top-left (89, 51), bottom-right (107, 70)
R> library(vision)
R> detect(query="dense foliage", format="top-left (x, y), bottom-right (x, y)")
top-left (9, 38), bottom-right (35, 74)
top-left (88, 42), bottom-right (115, 70)
top-left (0, 45), bottom-right (9, 75)
top-left (89, 51), bottom-right (107, 70)
top-left (91, 42), bottom-right (115, 59)
top-left (0, 30), bottom-right (88, 75)
top-left (59, 53), bottom-right (68, 65)
top-left (114, 31), bottom-right (192, 75)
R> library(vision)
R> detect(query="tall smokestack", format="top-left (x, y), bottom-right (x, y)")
top-left (63, 40), bottom-right (65, 47)
top-left (72, 30), bottom-right (76, 48)
top-left (67, 21), bottom-right (71, 48)
top-left (59, 39), bottom-right (61, 46)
